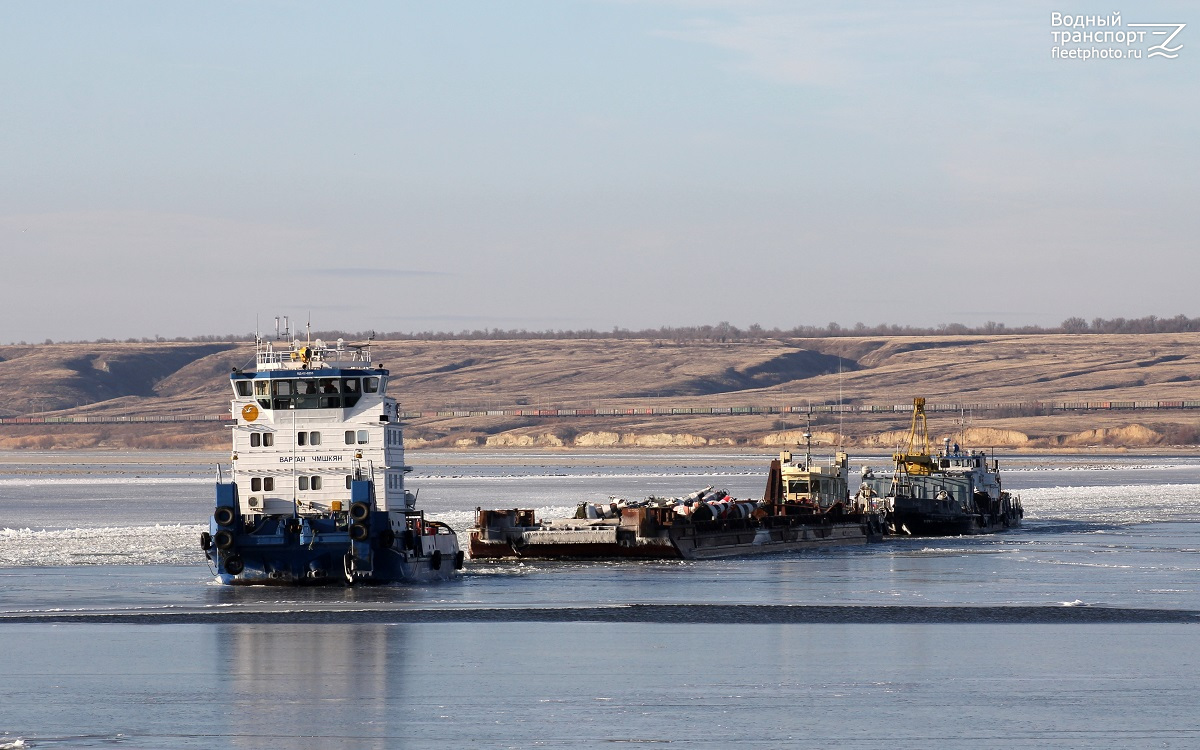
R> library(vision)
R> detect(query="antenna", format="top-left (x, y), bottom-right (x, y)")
top-left (306, 314), bottom-right (312, 344)
top-left (837, 349), bottom-right (844, 448)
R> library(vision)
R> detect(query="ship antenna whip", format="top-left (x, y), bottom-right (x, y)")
top-left (959, 406), bottom-right (966, 450)
top-left (837, 349), bottom-right (844, 449)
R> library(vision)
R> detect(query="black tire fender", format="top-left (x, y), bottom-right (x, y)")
top-left (430, 550), bottom-right (443, 570)
top-left (224, 555), bottom-right (244, 575)
top-left (214, 530), bottom-right (235, 550)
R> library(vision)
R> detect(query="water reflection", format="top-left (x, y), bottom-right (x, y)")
top-left (215, 624), bottom-right (410, 750)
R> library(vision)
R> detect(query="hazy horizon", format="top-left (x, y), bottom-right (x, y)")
top-left (4, 1), bottom-right (1196, 341)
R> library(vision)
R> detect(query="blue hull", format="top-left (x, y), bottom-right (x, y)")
top-left (202, 482), bottom-right (463, 585)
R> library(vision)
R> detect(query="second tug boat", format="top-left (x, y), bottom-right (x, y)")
top-left (202, 323), bottom-right (462, 584)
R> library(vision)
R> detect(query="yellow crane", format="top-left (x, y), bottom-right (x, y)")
top-left (892, 397), bottom-right (936, 475)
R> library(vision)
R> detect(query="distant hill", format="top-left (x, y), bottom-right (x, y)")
top-left (2, 333), bottom-right (1199, 450)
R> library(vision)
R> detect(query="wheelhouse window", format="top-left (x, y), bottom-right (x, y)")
top-left (235, 381), bottom-right (252, 397)
top-left (343, 378), bottom-right (362, 407)
top-left (255, 377), bottom-right (366, 410)
top-left (364, 377), bottom-right (380, 393)
top-left (255, 380), bottom-right (270, 409)
top-left (272, 379), bottom-right (293, 410)
top-left (294, 379), bottom-right (319, 409)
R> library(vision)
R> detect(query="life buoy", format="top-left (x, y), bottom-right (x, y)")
top-left (214, 507), bottom-right (235, 527)
top-left (430, 550), bottom-right (443, 570)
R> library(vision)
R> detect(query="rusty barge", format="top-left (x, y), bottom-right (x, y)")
top-left (470, 444), bottom-right (887, 560)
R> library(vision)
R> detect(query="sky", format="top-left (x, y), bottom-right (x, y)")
top-left (2, 0), bottom-right (1196, 342)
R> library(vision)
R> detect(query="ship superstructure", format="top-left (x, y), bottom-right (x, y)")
top-left (202, 324), bottom-right (461, 584)
top-left (864, 398), bottom-right (1023, 536)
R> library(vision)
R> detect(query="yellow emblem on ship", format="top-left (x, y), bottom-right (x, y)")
top-left (241, 403), bottom-right (259, 422)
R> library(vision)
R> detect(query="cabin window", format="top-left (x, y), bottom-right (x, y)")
top-left (263, 477), bottom-right (275, 491)
top-left (263, 433), bottom-right (274, 447)
top-left (298, 476), bottom-right (309, 491)
top-left (297, 432), bottom-right (307, 446)
top-left (311, 476), bottom-right (322, 490)
top-left (293, 380), bottom-right (319, 409)
top-left (254, 380), bottom-right (271, 410)
top-left (345, 430), bottom-right (355, 445)
top-left (786, 480), bottom-right (810, 494)
top-left (250, 433), bottom-right (261, 447)
top-left (357, 430), bottom-right (369, 445)
top-left (364, 377), bottom-right (380, 393)
top-left (342, 378), bottom-right (361, 407)
top-left (251, 477), bottom-right (262, 491)
top-left (320, 378), bottom-right (340, 393)
top-left (273, 380), bottom-right (293, 396)
top-left (309, 431), bottom-right (321, 445)
top-left (235, 381), bottom-right (252, 397)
